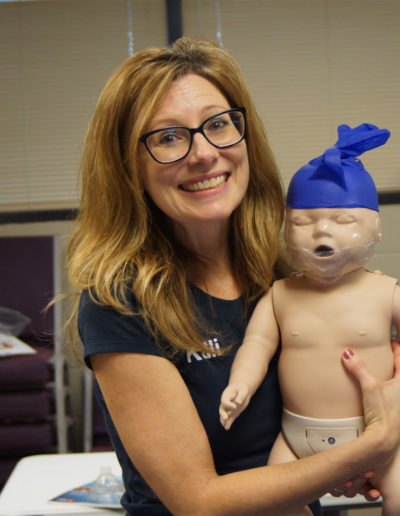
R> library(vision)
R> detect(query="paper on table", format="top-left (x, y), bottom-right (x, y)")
top-left (0, 332), bottom-right (36, 357)
top-left (51, 478), bottom-right (123, 509)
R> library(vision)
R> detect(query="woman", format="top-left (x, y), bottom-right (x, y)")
top-left (68, 37), bottom-right (400, 515)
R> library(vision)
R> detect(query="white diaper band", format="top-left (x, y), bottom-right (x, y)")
top-left (282, 408), bottom-right (365, 458)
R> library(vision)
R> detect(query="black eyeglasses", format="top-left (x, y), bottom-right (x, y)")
top-left (139, 107), bottom-right (246, 164)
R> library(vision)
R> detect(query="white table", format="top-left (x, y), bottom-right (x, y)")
top-left (0, 452), bottom-right (124, 516)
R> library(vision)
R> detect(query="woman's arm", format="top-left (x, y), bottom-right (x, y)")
top-left (92, 343), bottom-right (400, 516)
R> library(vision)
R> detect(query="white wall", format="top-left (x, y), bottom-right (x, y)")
top-left (368, 204), bottom-right (400, 280)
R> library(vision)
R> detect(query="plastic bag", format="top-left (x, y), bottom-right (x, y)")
top-left (0, 307), bottom-right (31, 336)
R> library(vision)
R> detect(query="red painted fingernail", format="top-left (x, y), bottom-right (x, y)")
top-left (343, 348), bottom-right (355, 359)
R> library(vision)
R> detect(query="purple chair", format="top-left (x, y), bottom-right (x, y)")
top-left (0, 236), bottom-right (68, 489)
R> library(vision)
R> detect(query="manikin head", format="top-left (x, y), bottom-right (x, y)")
top-left (284, 123), bottom-right (390, 285)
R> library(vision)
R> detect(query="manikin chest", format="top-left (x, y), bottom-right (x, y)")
top-left (273, 271), bottom-right (394, 350)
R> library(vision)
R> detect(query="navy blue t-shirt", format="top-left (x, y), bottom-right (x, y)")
top-left (79, 285), bottom-right (321, 515)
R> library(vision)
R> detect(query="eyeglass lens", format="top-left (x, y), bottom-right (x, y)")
top-left (146, 109), bottom-right (245, 164)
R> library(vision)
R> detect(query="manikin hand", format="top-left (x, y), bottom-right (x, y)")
top-left (219, 383), bottom-right (251, 430)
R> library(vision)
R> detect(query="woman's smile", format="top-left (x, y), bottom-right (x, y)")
top-left (179, 172), bottom-right (229, 193)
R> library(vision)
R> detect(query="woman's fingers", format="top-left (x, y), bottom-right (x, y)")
top-left (362, 486), bottom-right (382, 502)
top-left (341, 348), bottom-right (376, 390)
top-left (341, 345), bottom-right (400, 458)
top-left (330, 471), bottom-right (381, 501)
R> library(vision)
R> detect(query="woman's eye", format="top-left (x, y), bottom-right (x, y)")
top-left (207, 117), bottom-right (228, 132)
top-left (155, 129), bottom-right (185, 146)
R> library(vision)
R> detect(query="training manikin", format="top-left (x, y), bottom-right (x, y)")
top-left (220, 123), bottom-right (400, 516)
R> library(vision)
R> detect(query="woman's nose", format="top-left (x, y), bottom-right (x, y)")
top-left (188, 133), bottom-right (219, 164)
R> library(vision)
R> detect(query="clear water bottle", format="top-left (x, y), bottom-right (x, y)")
top-left (88, 466), bottom-right (124, 505)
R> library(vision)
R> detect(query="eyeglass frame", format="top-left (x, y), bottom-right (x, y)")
top-left (139, 107), bottom-right (247, 164)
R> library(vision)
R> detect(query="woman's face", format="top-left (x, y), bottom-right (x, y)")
top-left (139, 73), bottom-right (249, 234)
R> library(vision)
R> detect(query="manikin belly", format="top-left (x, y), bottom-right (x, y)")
top-left (278, 319), bottom-right (394, 419)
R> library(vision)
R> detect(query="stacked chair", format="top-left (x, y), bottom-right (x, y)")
top-left (0, 236), bottom-right (69, 489)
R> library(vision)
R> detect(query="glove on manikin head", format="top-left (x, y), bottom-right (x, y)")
top-left (286, 123), bottom-right (390, 212)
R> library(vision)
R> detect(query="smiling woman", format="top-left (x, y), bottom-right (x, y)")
top-left (66, 38), bottom-right (400, 516)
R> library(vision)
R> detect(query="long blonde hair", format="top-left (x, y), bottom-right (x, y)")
top-left (68, 37), bottom-right (285, 357)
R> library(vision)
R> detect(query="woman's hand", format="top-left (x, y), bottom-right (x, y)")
top-left (329, 470), bottom-right (381, 501)
top-left (341, 340), bottom-right (400, 465)
top-left (328, 342), bottom-right (400, 502)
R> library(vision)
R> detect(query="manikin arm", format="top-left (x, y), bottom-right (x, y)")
top-left (220, 288), bottom-right (280, 429)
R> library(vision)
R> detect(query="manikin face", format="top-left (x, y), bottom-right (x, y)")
top-left (284, 207), bottom-right (382, 285)
top-left (139, 73), bottom-right (249, 236)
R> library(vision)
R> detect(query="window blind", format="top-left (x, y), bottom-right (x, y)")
top-left (0, 0), bottom-right (166, 212)
top-left (2, 0), bottom-right (399, 215)
top-left (183, 0), bottom-right (400, 192)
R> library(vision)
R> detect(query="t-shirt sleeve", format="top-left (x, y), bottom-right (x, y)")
top-left (78, 290), bottom-right (163, 368)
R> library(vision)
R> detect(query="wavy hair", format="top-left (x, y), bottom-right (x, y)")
top-left (68, 37), bottom-right (285, 357)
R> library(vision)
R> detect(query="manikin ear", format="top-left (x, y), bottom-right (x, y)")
top-left (375, 214), bottom-right (382, 242)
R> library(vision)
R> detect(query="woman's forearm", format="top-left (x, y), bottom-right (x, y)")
top-left (198, 431), bottom-right (388, 516)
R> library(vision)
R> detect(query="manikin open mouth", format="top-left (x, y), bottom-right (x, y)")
top-left (314, 245), bottom-right (334, 257)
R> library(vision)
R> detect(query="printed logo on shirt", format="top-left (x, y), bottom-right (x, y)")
top-left (186, 338), bottom-right (221, 363)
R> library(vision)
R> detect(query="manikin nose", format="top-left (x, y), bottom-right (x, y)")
top-left (313, 220), bottom-right (332, 237)
top-left (312, 220), bottom-right (334, 256)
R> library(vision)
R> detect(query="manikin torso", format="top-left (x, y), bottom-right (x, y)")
top-left (274, 269), bottom-right (396, 419)
top-left (276, 207), bottom-right (399, 419)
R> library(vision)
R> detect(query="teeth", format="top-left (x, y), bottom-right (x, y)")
top-left (183, 174), bottom-right (227, 192)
